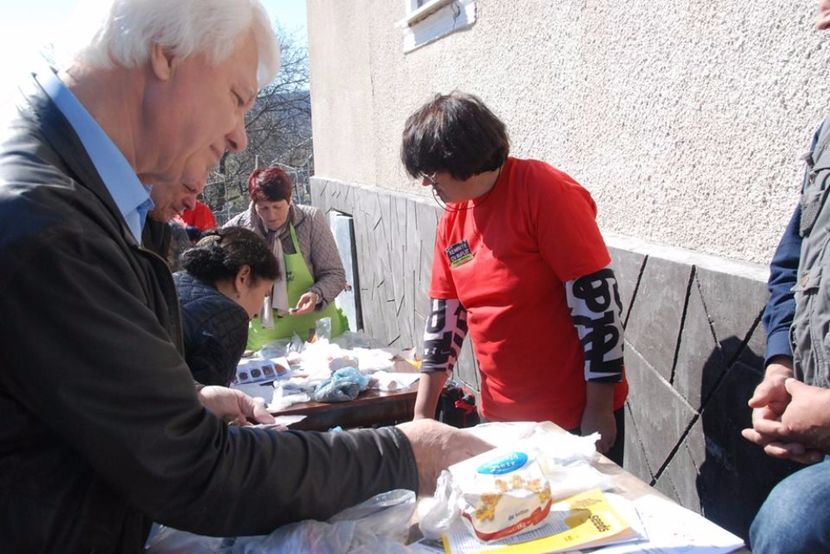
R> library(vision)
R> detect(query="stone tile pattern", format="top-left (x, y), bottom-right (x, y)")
top-left (313, 177), bottom-right (798, 540)
top-left (610, 247), bottom-right (800, 542)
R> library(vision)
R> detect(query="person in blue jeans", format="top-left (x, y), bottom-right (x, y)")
top-left (742, 2), bottom-right (830, 552)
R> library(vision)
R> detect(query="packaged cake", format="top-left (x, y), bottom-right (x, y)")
top-left (450, 448), bottom-right (552, 541)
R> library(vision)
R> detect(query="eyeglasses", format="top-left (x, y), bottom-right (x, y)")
top-left (419, 172), bottom-right (438, 187)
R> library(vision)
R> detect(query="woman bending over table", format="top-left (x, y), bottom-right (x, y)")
top-left (403, 91), bottom-right (629, 464)
top-left (175, 227), bottom-right (279, 386)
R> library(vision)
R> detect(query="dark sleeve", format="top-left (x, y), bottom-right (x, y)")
top-left (141, 218), bottom-right (172, 259)
top-left (186, 332), bottom-right (239, 387)
top-left (421, 298), bottom-right (468, 373)
top-left (0, 229), bottom-right (418, 536)
top-left (182, 302), bottom-right (249, 387)
top-left (565, 267), bottom-right (625, 383)
top-left (762, 203), bottom-right (801, 364)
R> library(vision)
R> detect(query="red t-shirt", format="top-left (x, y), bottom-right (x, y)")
top-left (429, 157), bottom-right (628, 429)
top-left (181, 201), bottom-right (217, 231)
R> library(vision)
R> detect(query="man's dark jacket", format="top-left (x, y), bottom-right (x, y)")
top-left (174, 271), bottom-right (249, 386)
top-left (0, 72), bottom-right (417, 553)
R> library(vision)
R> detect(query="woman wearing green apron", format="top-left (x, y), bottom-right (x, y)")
top-left (225, 166), bottom-right (349, 350)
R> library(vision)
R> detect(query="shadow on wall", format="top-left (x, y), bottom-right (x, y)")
top-left (696, 336), bottom-right (800, 541)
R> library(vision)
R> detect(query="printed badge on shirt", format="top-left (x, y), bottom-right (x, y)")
top-left (446, 239), bottom-right (474, 268)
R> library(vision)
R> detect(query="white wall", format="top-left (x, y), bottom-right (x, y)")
top-left (308, 0), bottom-right (830, 264)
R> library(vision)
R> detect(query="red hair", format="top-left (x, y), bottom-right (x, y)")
top-left (247, 166), bottom-right (293, 203)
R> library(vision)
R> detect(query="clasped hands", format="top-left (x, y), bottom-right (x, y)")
top-left (741, 359), bottom-right (830, 464)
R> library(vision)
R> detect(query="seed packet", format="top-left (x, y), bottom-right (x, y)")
top-left (451, 449), bottom-right (552, 541)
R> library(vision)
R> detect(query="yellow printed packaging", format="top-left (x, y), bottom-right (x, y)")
top-left (451, 449), bottom-right (552, 542)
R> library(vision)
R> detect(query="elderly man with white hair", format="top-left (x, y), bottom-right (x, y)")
top-left (0, 1), bottom-right (490, 551)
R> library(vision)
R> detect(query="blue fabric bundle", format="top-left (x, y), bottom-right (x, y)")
top-left (312, 367), bottom-right (369, 402)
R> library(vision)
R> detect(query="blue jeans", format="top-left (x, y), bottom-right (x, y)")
top-left (750, 458), bottom-right (830, 553)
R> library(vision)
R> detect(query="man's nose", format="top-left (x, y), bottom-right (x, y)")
top-left (226, 118), bottom-right (248, 152)
top-left (182, 195), bottom-right (197, 211)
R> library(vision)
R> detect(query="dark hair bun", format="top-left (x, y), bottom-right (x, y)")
top-left (181, 227), bottom-right (280, 284)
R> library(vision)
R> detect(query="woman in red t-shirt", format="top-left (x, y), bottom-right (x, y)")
top-left (402, 91), bottom-right (629, 464)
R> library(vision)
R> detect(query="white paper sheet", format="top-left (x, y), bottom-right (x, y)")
top-left (591, 495), bottom-right (744, 554)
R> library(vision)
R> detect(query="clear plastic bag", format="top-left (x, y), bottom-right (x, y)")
top-left (147, 489), bottom-right (419, 554)
top-left (417, 470), bottom-right (462, 540)
top-left (315, 316), bottom-right (332, 341)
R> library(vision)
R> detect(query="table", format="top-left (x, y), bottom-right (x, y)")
top-left (590, 455), bottom-right (751, 553)
top-left (269, 382), bottom-right (419, 431)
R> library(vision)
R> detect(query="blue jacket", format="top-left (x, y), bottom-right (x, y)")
top-left (174, 272), bottom-right (250, 386)
top-left (763, 205), bottom-right (801, 363)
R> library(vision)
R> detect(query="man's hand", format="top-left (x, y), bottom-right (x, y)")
top-left (198, 386), bottom-right (275, 425)
top-left (744, 360), bottom-right (794, 447)
top-left (779, 378), bottom-right (830, 451)
top-left (748, 360), bottom-right (793, 416)
top-left (741, 424), bottom-right (821, 464)
top-left (753, 379), bottom-right (830, 463)
top-left (742, 358), bottom-right (827, 464)
top-left (397, 419), bottom-right (493, 496)
top-left (290, 291), bottom-right (319, 315)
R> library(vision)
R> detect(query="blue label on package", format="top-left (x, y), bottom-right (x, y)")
top-left (476, 451), bottom-right (528, 475)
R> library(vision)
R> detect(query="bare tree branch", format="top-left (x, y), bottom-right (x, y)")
top-left (207, 24), bottom-right (314, 223)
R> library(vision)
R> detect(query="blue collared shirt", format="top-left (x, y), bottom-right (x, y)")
top-left (35, 67), bottom-right (153, 241)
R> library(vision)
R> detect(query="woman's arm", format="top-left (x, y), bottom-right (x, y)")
top-left (414, 298), bottom-right (468, 419)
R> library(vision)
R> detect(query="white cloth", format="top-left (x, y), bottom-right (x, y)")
top-left (260, 229), bottom-right (290, 328)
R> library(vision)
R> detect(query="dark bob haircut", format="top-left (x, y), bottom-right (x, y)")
top-left (181, 227), bottom-right (280, 285)
top-left (247, 166), bottom-right (293, 204)
top-left (401, 91), bottom-right (510, 181)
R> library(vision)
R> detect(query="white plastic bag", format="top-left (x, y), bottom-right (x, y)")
top-left (147, 489), bottom-right (419, 554)
top-left (417, 470), bottom-right (462, 540)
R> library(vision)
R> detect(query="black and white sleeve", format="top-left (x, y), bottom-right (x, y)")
top-left (565, 266), bottom-right (625, 382)
top-left (420, 298), bottom-right (468, 374)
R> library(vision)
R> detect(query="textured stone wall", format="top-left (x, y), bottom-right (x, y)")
top-left (312, 176), bottom-right (800, 540)
top-left (308, 0), bottom-right (830, 265)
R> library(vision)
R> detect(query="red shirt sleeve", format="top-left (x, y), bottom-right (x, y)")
top-left (530, 165), bottom-right (610, 282)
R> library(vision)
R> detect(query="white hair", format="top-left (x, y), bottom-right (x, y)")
top-left (63, 0), bottom-right (280, 89)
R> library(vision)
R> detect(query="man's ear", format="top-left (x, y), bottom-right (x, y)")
top-left (149, 43), bottom-right (176, 81)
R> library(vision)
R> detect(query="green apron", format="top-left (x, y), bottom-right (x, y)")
top-left (247, 223), bottom-right (348, 350)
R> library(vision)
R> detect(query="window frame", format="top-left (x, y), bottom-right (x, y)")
top-left (397, 0), bottom-right (477, 53)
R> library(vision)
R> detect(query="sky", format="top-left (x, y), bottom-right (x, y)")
top-left (0, 0), bottom-right (308, 101)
